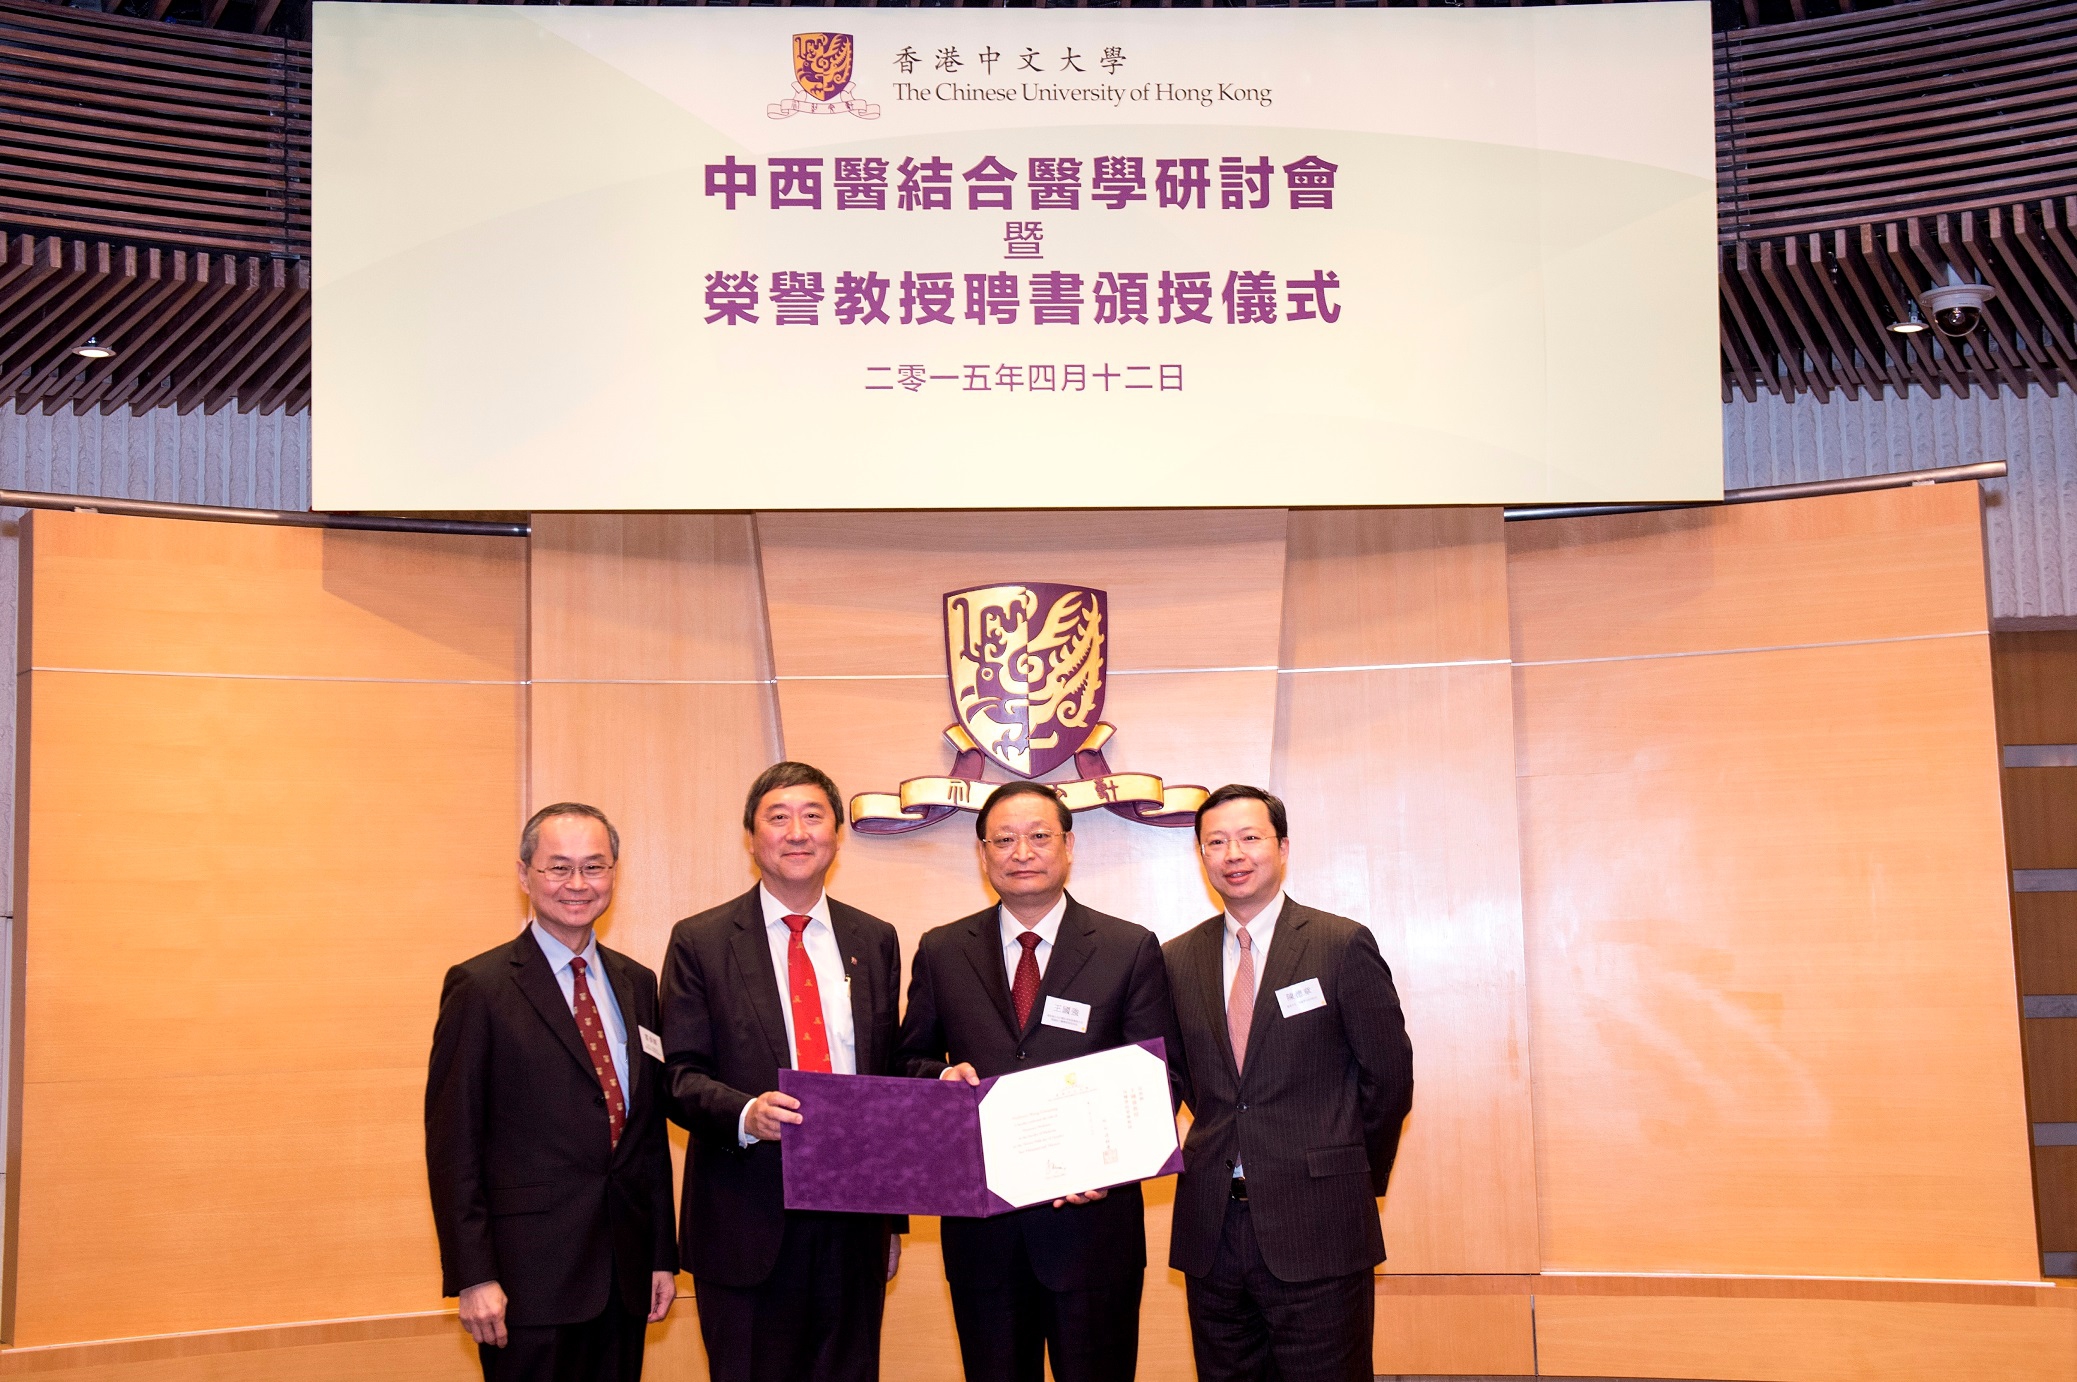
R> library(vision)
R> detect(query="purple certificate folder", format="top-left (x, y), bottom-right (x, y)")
top-left (779, 1038), bottom-right (1180, 1218)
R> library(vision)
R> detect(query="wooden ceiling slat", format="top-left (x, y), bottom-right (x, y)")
top-left (68, 263), bottom-right (208, 412)
top-left (96, 256), bottom-right (247, 410)
top-left (1937, 211), bottom-right (2053, 393)
top-left (2010, 202), bottom-right (2077, 359)
top-left (1881, 221), bottom-right (1968, 396)
top-left (1757, 240), bottom-right (1836, 399)
top-left (1976, 206), bottom-right (2076, 376)
top-left (1828, 225), bottom-right (1911, 395)
top-left (1784, 233), bottom-right (1872, 397)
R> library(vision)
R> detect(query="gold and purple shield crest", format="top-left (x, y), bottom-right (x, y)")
top-left (792, 33), bottom-right (856, 103)
top-left (945, 584), bottom-right (1107, 780)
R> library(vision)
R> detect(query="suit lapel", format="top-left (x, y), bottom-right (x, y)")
top-left (830, 902), bottom-right (875, 1074)
top-left (1029, 896), bottom-right (1099, 1037)
top-left (729, 890), bottom-right (794, 1069)
top-left (509, 929), bottom-right (599, 1084)
top-left (1189, 915), bottom-right (1239, 1087)
top-left (1243, 898), bottom-right (1310, 1074)
top-left (959, 907), bottom-right (1020, 1038)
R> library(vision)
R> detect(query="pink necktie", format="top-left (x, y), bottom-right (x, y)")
top-left (1228, 925), bottom-right (1256, 1072)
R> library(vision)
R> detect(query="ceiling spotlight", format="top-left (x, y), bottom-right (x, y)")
top-left (1888, 300), bottom-right (1927, 335)
top-left (72, 337), bottom-right (116, 360)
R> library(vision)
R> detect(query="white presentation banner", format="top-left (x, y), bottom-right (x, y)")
top-left (312, 4), bottom-right (1721, 511)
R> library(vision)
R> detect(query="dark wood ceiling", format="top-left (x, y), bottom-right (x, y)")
top-left (0, 0), bottom-right (2072, 414)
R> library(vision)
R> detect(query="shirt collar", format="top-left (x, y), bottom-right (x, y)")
top-left (999, 892), bottom-right (1069, 951)
top-left (529, 918), bottom-right (600, 974)
top-left (1225, 890), bottom-right (1286, 948)
top-left (760, 883), bottom-right (832, 933)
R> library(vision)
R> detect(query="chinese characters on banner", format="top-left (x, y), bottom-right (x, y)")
top-left (312, 8), bottom-right (1724, 509)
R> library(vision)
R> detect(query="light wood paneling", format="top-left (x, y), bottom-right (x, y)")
top-left (756, 509), bottom-right (1288, 677)
top-left (2014, 892), bottom-right (2077, 996)
top-left (1534, 1295), bottom-right (2077, 1382)
top-left (26, 512), bottom-right (524, 682)
top-left (2039, 1146), bottom-right (2077, 1252)
top-left (2003, 768), bottom-right (2077, 870)
top-left (1280, 506), bottom-right (1510, 669)
top-left (1372, 1292), bottom-right (1535, 1376)
top-left (2025, 1019), bottom-right (2077, 1123)
top-left (1515, 621), bottom-right (2035, 1277)
top-left (1274, 509), bottom-right (1539, 1276)
top-left (1994, 631), bottom-right (2077, 745)
top-left (1508, 481), bottom-right (1989, 666)
top-left (528, 682), bottom-right (779, 974)
top-left (530, 513), bottom-right (771, 684)
top-left (14, 512), bottom-right (526, 1347)
top-left (0, 1299), bottom-right (707, 1380)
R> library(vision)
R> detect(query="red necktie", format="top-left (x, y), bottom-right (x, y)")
top-left (784, 914), bottom-right (834, 1073)
top-left (1011, 930), bottom-right (1043, 1030)
top-left (569, 956), bottom-right (626, 1148)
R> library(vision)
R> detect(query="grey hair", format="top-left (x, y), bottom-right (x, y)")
top-left (520, 802), bottom-right (620, 864)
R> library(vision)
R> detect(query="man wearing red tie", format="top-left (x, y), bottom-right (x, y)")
top-left (1163, 785), bottom-right (1414, 1382)
top-left (425, 803), bottom-right (679, 1382)
top-left (661, 762), bottom-right (906, 1382)
top-left (897, 780), bottom-right (1172, 1382)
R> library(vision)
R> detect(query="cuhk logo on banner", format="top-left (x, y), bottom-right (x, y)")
top-left (849, 584), bottom-right (1206, 835)
top-left (769, 33), bottom-right (880, 120)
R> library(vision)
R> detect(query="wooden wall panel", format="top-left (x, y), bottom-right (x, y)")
top-left (1994, 631), bottom-right (2077, 745)
top-left (1273, 508), bottom-right (1538, 1277)
top-left (0, 1299), bottom-right (707, 1381)
top-left (757, 508), bottom-right (1287, 948)
top-left (1371, 1292), bottom-right (1535, 1376)
top-left (27, 514), bottom-right (523, 682)
top-left (1534, 1295), bottom-right (2077, 1382)
top-left (1508, 481), bottom-right (1990, 665)
top-left (2003, 769), bottom-right (2077, 870)
top-left (2014, 892), bottom-right (2077, 995)
top-left (1511, 484), bottom-right (2037, 1282)
top-left (14, 512), bottom-right (526, 1347)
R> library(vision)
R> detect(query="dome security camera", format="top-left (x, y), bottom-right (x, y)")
top-left (1919, 283), bottom-right (1995, 339)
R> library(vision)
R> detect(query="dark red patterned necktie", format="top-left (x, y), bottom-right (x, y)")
top-left (1011, 930), bottom-right (1043, 1029)
top-left (569, 956), bottom-right (626, 1148)
top-left (784, 914), bottom-right (834, 1073)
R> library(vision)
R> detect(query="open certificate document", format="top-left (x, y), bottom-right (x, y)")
top-left (779, 1039), bottom-right (1182, 1217)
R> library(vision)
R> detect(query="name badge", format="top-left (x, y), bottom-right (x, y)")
top-left (638, 1025), bottom-right (665, 1061)
top-left (1275, 979), bottom-right (1326, 1018)
top-left (1041, 996), bottom-right (1091, 1033)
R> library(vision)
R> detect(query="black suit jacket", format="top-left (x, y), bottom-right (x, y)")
top-left (425, 928), bottom-right (679, 1327)
top-left (896, 893), bottom-right (1172, 1292)
top-left (1164, 897), bottom-right (1414, 1282)
top-left (660, 886), bottom-right (904, 1287)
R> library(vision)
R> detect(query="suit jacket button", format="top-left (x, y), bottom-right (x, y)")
top-left (1017, 1051), bottom-right (1027, 1061)
top-left (1238, 1103), bottom-right (1248, 1111)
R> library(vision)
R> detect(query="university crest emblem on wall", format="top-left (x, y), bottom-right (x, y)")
top-left (849, 584), bottom-right (1205, 835)
top-left (768, 33), bottom-right (881, 120)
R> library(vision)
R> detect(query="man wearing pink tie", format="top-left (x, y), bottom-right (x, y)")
top-left (661, 762), bottom-right (906, 1382)
top-left (1162, 785), bottom-right (1414, 1382)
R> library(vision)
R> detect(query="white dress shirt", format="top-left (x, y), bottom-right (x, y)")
top-left (1220, 890), bottom-right (1285, 1178)
top-left (999, 892), bottom-right (1070, 986)
top-left (740, 885), bottom-right (857, 1146)
top-left (530, 920), bottom-right (630, 1097)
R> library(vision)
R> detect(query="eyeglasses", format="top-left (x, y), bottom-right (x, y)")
top-left (533, 862), bottom-right (614, 883)
top-left (985, 830), bottom-right (1060, 855)
top-left (1199, 831), bottom-right (1275, 854)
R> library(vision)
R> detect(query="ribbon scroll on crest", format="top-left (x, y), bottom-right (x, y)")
top-left (849, 725), bottom-right (1208, 835)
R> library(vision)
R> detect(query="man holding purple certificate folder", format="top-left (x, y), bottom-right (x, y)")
top-left (896, 780), bottom-right (1174, 1382)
